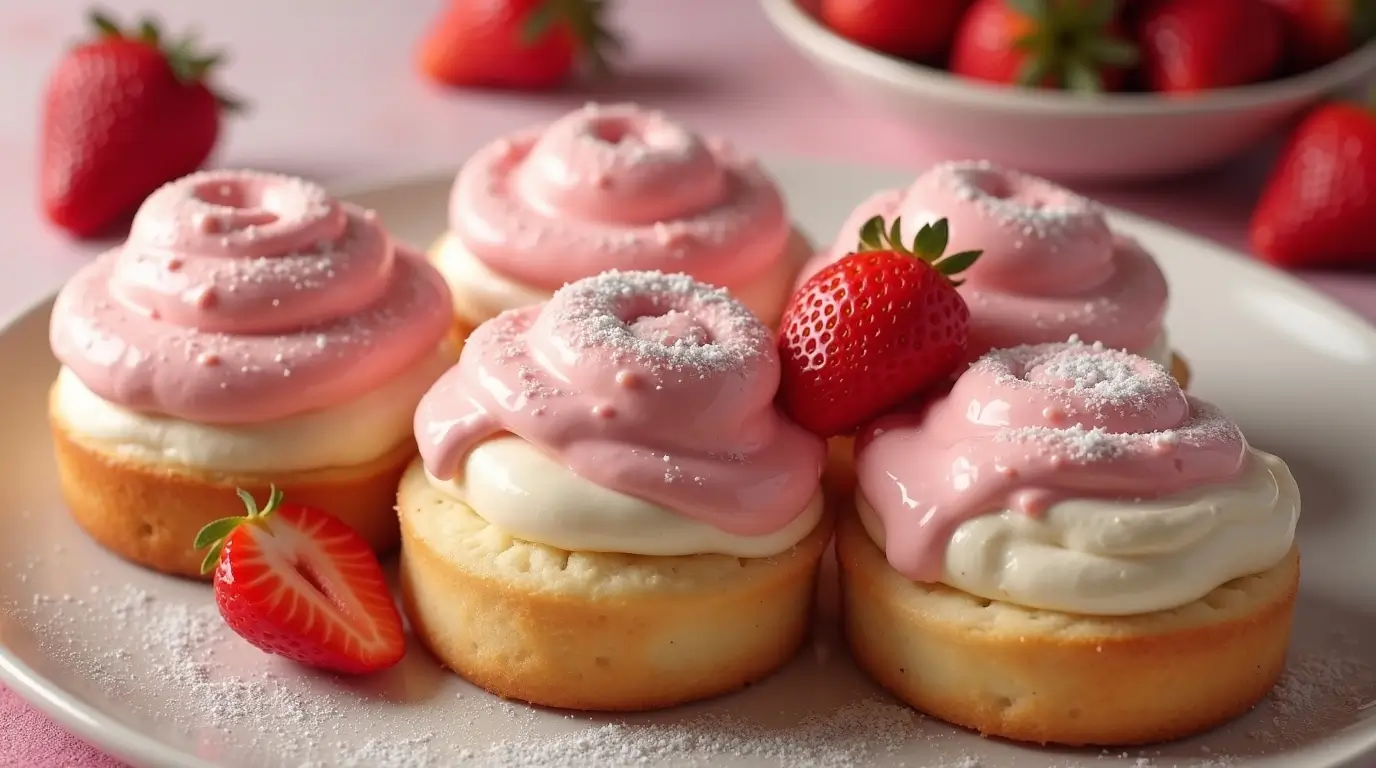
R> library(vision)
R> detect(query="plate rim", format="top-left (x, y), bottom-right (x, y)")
top-left (4, 157), bottom-right (1376, 768)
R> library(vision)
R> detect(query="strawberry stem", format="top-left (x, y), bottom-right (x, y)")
top-left (1007, 0), bottom-right (1137, 94)
top-left (193, 485), bottom-right (285, 575)
top-left (1354, 0), bottom-right (1376, 48)
top-left (519, 0), bottom-right (623, 77)
top-left (855, 215), bottom-right (983, 287)
top-left (84, 8), bottom-right (247, 114)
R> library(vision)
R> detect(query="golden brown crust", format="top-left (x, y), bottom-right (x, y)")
top-left (1171, 352), bottom-right (1191, 389)
top-left (49, 394), bottom-right (413, 580)
top-left (835, 508), bottom-right (1297, 746)
top-left (823, 435), bottom-right (858, 500)
top-left (396, 459), bottom-right (833, 712)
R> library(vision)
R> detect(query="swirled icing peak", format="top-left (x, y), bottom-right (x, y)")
top-left (449, 102), bottom-right (791, 291)
top-left (856, 338), bottom-right (1247, 582)
top-left (804, 160), bottom-right (1168, 359)
top-left (50, 169), bottom-right (454, 424)
top-left (415, 270), bottom-right (825, 535)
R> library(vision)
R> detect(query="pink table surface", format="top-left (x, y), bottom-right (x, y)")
top-left (1, 0), bottom-right (1374, 765)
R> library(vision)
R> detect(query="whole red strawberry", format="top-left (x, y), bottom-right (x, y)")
top-left (195, 487), bottom-right (406, 675)
top-left (819, 0), bottom-right (972, 63)
top-left (1250, 101), bottom-right (1376, 268)
top-left (949, 0), bottom-right (1139, 93)
top-left (417, 0), bottom-right (620, 89)
top-left (1136, 0), bottom-right (1285, 93)
top-left (40, 11), bottom-right (240, 238)
top-left (1262, 0), bottom-right (1376, 72)
top-left (777, 216), bottom-right (981, 437)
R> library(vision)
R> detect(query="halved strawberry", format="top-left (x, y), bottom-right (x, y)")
top-left (777, 216), bottom-right (980, 437)
top-left (194, 487), bottom-right (406, 675)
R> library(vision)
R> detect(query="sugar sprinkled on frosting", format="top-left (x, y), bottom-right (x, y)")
top-left (981, 338), bottom-right (1238, 463)
top-left (549, 270), bottom-right (772, 376)
top-left (932, 159), bottom-right (1100, 235)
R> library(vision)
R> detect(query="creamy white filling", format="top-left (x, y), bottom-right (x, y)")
top-left (426, 434), bottom-right (823, 558)
top-left (52, 347), bottom-right (456, 473)
top-left (428, 229), bottom-right (813, 329)
top-left (858, 448), bottom-right (1300, 616)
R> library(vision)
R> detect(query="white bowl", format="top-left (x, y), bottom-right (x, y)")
top-left (761, 0), bottom-right (1376, 181)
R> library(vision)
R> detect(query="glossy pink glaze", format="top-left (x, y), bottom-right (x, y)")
top-left (415, 270), bottom-right (825, 535)
top-left (799, 161), bottom-right (1169, 363)
top-left (855, 340), bottom-right (1246, 582)
top-left (449, 103), bottom-right (792, 292)
top-left (50, 170), bottom-right (454, 424)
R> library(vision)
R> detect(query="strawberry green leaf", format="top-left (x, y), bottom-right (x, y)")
top-left (193, 516), bottom-right (245, 550)
top-left (857, 216), bottom-right (887, 252)
top-left (913, 218), bottom-right (949, 260)
top-left (1007, 0), bottom-right (1049, 19)
top-left (887, 218), bottom-right (903, 251)
top-left (935, 249), bottom-right (983, 277)
top-left (137, 17), bottom-right (159, 45)
top-left (520, 1), bottom-right (561, 46)
top-left (1011, 33), bottom-right (1041, 54)
top-left (1065, 60), bottom-right (1103, 94)
top-left (236, 487), bottom-right (262, 516)
top-left (1081, 0), bottom-right (1117, 28)
top-left (1355, 0), bottom-right (1376, 47)
top-left (1016, 55), bottom-right (1053, 87)
top-left (199, 540), bottom-right (226, 576)
top-left (261, 485), bottom-right (285, 519)
top-left (89, 10), bottom-right (121, 37)
top-left (1084, 37), bottom-right (1139, 68)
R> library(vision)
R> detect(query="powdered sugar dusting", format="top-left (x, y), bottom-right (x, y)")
top-left (3, 545), bottom-right (1375, 767)
top-left (932, 159), bottom-right (1101, 237)
top-left (550, 270), bottom-right (772, 375)
top-left (995, 423), bottom-right (1128, 462)
top-left (977, 336), bottom-right (1174, 409)
top-left (469, 699), bottom-right (924, 767)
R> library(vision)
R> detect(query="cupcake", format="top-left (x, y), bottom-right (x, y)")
top-left (838, 340), bottom-right (1300, 746)
top-left (429, 102), bottom-right (811, 334)
top-left (400, 270), bottom-right (831, 711)
top-left (49, 170), bottom-right (456, 578)
top-left (802, 160), bottom-right (1185, 382)
top-left (804, 160), bottom-right (1187, 494)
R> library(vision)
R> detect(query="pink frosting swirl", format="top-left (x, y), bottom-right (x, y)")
top-left (50, 170), bottom-right (454, 424)
top-left (449, 103), bottom-right (791, 291)
top-left (802, 161), bottom-right (1168, 362)
top-left (856, 340), bottom-right (1247, 582)
top-left (415, 270), bottom-right (825, 535)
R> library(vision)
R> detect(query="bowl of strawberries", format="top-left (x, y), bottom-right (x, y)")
top-left (761, 0), bottom-right (1376, 181)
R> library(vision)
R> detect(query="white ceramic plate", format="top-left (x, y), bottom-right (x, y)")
top-left (3, 159), bottom-right (1376, 768)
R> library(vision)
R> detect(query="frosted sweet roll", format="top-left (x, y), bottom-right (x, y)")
top-left (430, 103), bottom-right (811, 333)
top-left (49, 170), bottom-right (455, 577)
top-left (838, 340), bottom-right (1299, 746)
top-left (399, 270), bottom-right (831, 711)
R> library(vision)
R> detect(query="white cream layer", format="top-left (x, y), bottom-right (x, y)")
top-left (52, 347), bottom-right (456, 474)
top-left (426, 434), bottom-right (823, 558)
top-left (428, 229), bottom-right (813, 329)
top-left (858, 448), bottom-right (1299, 616)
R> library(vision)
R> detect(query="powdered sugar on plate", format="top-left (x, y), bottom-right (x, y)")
top-left (5, 540), bottom-right (1376, 768)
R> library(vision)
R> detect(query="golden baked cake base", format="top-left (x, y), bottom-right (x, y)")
top-left (396, 459), bottom-right (833, 712)
top-left (49, 388), bottom-right (410, 580)
top-left (835, 509), bottom-right (1298, 746)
